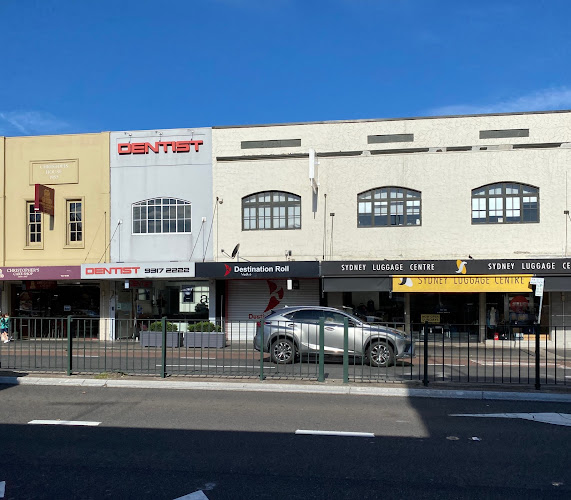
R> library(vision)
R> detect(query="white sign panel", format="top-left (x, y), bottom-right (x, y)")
top-left (81, 262), bottom-right (195, 279)
top-left (529, 277), bottom-right (545, 296)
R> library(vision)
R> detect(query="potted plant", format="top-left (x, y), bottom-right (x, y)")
top-left (184, 321), bottom-right (225, 348)
top-left (140, 320), bottom-right (183, 347)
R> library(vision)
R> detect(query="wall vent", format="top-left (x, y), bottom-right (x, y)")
top-left (479, 129), bottom-right (529, 139)
top-left (368, 133), bottom-right (414, 144)
top-left (241, 139), bottom-right (301, 149)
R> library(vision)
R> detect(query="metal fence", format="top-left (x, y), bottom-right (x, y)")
top-left (0, 316), bottom-right (568, 389)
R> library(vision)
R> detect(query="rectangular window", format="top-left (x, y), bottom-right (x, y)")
top-left (67, 200), bottom-right (83, 245)
top-left (472, 198), bottom-right (486, 222)
top-left (27, 202), bottom-right (42, 246)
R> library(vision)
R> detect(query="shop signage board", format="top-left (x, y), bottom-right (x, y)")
top-left (117, 140), bottom-right (204, 155)
top-left (323, 258), bottom-right (571, 276)
top-left (34, 184), bottom-right (55, 216)
top-left (196, 261), bottom-right (320, 279)
top-left (392, 275), bottom-right (533, 293)
top-left (81, 262), bottom-right (195, 279)
top-left (0, 266), bottom-right (80, 280)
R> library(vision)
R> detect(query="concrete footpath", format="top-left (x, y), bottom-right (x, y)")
top-left (0, 374), bottom-right (570, 402)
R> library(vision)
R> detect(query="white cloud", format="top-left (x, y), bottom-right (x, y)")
top-left (0, 111), bottom-right (71, 136)
top-left (428, 87), bottom-right (571, 116)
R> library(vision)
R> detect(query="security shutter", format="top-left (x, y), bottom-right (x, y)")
top-left (226, 279), bottom-right (319, 340)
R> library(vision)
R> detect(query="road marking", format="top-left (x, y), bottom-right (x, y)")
top-left (473, 360), bottom-right (559, 367)
top-left (295, 430), bottom-right (375, 437)
top-left (72, 355), bottom-right (100, 358)
top-left (174, 490), bottom-right (209, 500)
top-left (28, 420), bottom-right (101, 426)
top-left (178, 357), bottom-right (217, 360)
top-left (158, 364), bottom-right (276, 369)
top-left (0, 481), bottom-right (5, 498)
top-left (450, 413), bottom-right (571, 427)
top-left (427, 363), bottom-right (465, 367)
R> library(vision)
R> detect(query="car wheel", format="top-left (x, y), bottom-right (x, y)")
top-left (367, 341), bottom-right (394, 367)
top-left (270, 337), bottom-right (295, 364)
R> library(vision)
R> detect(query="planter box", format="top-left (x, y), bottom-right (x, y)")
top-left (184, 331), bottom-right (225, 348)
top-left (140, 331), bottom-right (183, 348)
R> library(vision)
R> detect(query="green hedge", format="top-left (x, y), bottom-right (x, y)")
top-left (149, 321), bottom-right (179, 332)
top-left (187, 321), bottom-right (221, 332)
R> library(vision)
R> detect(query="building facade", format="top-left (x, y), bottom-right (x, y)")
top-left (1, 133), bottom-right (110, 330)
top-left (212, 111), bottom-right (571, 345)
top-left (79, 128), bottom-right (214, 339)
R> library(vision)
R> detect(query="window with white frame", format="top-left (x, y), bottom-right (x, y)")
top-left (242, 191), bottom-right (301, 230)
top-left (26, 202), bottom-right (42, 246)
top-left (358, 187), bottom-right (421, 227)
top-left (471, 183), bottom-right (539, 224)
top-left (132, 198), bottom-right (191, 234)
top-left (67, 199), bottom-right (83, 244)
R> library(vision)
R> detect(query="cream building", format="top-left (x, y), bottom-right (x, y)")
top-left (212, 111), bottom-right (571, 344)
top-left (1, 133), bottom-right (110, 330)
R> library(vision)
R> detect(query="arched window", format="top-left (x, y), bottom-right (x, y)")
top-left (358, 187), bottom-right (421, 227)
top-left (242, 191), bottom-right (301, 230)
top-left (132, 198), bottom-right (191, 234)
top-left (471, 183), bottom-right (539, 224)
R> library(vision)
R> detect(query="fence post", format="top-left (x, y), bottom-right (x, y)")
top-left (67, 315), bottom-right (73, 376)
top-left (343, 317), bottom-right (349, 384)
top-left (318, 318), bottom-right (325, 382)
top-left (423, 321), bottom-right (429, 386)
top-left (259, 321), bottom-right (265, 381)
top-left (161, 316), bottom-right (167, 379)
top-left (535, 324), bottom-right (541, 390)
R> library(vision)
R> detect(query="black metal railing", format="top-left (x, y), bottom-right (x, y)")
top-left (0, 316), bottom-right (568, 388)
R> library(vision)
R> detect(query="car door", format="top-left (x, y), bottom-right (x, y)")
top-left (320, 311), bottom-right (350, 354)
top-left (285, 310), bottom-right (320, 353)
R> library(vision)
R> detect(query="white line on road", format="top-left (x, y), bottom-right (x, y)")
top-left (28, 420), bottom-right (101, 426)
top-left (0, 481), bottom-right (5, 498)
top-left (178, 357), bottom-right (217, 360)
top-left (174, 491), bottom-right (209, 500)
top-left (295, 430), bottom-right (375, 437)
top-left (158, 364), bottom-right (276, 369)
top-left (427, 363), bottom-right (466, 367)
top-left (72, 355), bottom-right (99, 358)
top-left (450, 413), bottom-right (571, 427)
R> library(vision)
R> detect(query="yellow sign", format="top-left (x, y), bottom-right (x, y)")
top-left (392, 275), bottom-right (533, 293)
top-left (421, 314), bottom-right (441, 324)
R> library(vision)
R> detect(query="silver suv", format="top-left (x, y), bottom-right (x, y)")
top-left (253, 306), bottom-right (414, 367)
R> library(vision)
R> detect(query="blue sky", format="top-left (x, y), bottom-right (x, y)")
top-left (1, 0), bottom-right (570, 136)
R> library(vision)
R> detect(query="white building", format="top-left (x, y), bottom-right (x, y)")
top-left (209, 110), bottom-right (571, 345)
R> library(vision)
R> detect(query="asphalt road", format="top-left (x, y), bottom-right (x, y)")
top-left (0, 384), bottom-right (569, 499)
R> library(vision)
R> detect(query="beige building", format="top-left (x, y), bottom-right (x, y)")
top-left (1, 133), bottom-right (110, 323)
top-left (212, 111), bottom-right (571, 345)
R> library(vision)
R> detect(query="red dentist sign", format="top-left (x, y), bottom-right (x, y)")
top-left (117, 140), bottom-right (203, 155)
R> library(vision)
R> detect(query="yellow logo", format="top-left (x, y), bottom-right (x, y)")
top-left (456, 260), bottom-right (467, 274)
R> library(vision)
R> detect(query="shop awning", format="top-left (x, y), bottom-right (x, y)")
top-left (323, 277), bottom-right (391, 292)
top-left (543, 276), bottom-right (571, 291)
